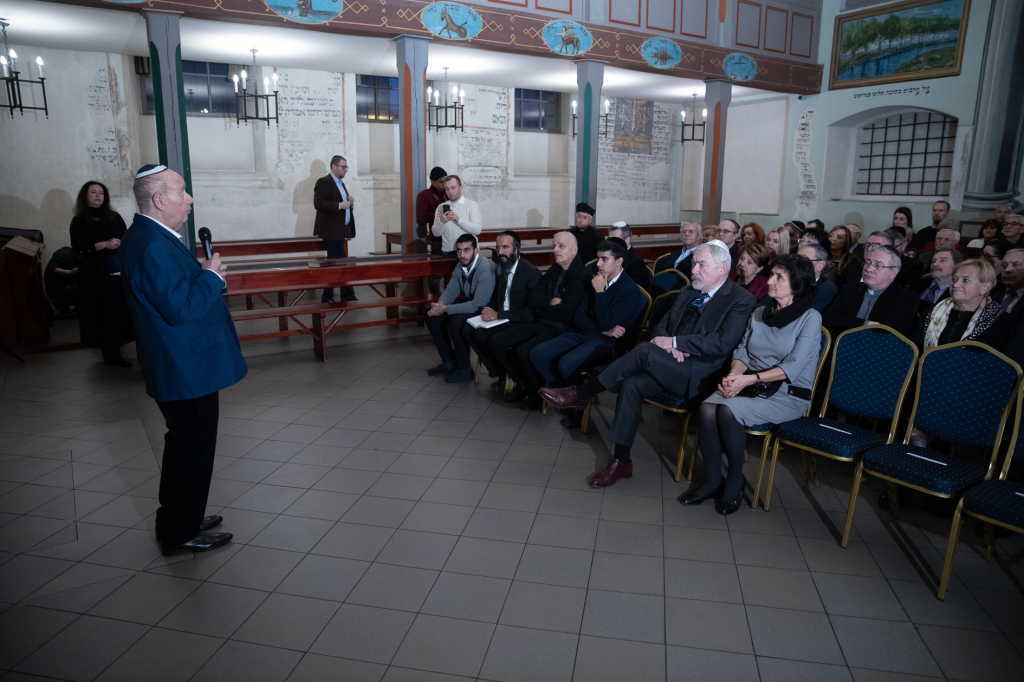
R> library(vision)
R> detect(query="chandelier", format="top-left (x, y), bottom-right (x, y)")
top-left (233, 48), bottom-right (278, 127)
top-left (426, 66), bottom-right (464, 133)
top-left (570, 97), bottom-right (610, 139)
top-left (680, 93), bottom-right (706, 144)
top-left (0, 20), bottom-right (47, 119)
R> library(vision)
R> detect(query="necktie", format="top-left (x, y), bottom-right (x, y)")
top-left (1002, 290), bottom-right (1018, 312)
top-left (923, 283), bottom-right (940, 304)
top-left (689, 293), bottom-right (710, 311)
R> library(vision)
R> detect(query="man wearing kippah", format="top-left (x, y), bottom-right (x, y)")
top-left (566, 202), bottom-right (601, 265)
top-left (416, 166), bottom-right (447, 255)
top-left (119, 164), bottom-right (247, 556)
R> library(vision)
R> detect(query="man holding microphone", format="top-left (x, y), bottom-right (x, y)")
top-left (119, 164), bottom-right (248, 555)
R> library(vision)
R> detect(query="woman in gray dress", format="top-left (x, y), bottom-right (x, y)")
top-left (680, 254), bottom-right (822, 514)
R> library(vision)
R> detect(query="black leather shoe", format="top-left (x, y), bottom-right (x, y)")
top-left (200, 515), bottom-right (223, 532)
top-left (504, 387), bottom-right (526, 404)
top-left (103, 350), bottom-right (132, 368)
top-left (428, 362), bottom-right (454, 376)
top-left (678, 485), bottom-right (722, 506)
top-left (520, 395), bottom-right (541, 411)
top-left (715, 495), bottom-right (742, 515)
top-left (162, 531), bottom-right (233, 556)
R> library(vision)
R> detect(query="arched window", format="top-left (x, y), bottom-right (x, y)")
top-left (855, 111), bottom-right (957, 196)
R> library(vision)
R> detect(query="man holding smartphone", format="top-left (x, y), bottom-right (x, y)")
top-left (432, 175), bottom-right (483, 256)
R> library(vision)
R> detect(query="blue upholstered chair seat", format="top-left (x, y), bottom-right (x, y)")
top-left (862, 444), bottom-right (987, 495)
top-left (962, 480), bottom-right (1024, 528)
top-left (777, 417), bottom-right (887, 460)
top-left (747, 422), bottom-right (772, 433)
top-left (646, 390), bottom-right (691, 411)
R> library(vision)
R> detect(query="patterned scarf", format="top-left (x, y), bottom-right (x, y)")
top-left (923, 296), bottom-right (1002, 349)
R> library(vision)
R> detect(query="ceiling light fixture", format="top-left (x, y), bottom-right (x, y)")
top-left (234, 48), bottom-right (278, 128)
top-left (426, 66), bottom-right (463, 134)
top-left (680, 93), bottom-right (705, 144)
top-left (0, 19), bottom-right (47, 119)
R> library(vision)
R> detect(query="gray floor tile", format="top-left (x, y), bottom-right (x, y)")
top-left (538, 488), bottom-right (603, 519)
top-left (479, 482), bottom-right (545, 512)
top-left (667, 646), bottom-right (759, 682)
top-left (387, 453), bottom-right (449, 477)
top-left (812, 573), bottom-right (908, 621)
top-left (738, 565), bottom-right (824, 612)
top-left (0, 554), bottom-right (75, 602)
top-left (406, 435), bottom-right (464, 457)
top-left (208, 545), bottom-right (305, 591)
top-left (346, 562), bottom-right (439, 611)
top-left (756, 657), bottom-right (854, 682)
top-left (391, 613), bottom-right (495, 678)
top-left (310, 603), bottom-right (415, 664)
top-left (243, 440), bottom-right (306, 462)
top-left (590, 552), bottom-right (663, 595)
top-left (366, 473), bottom-right (434, 501)
top-left (527, 513), bottom-right (598, 550)
top-left (341, 496), bottom-right (417, 528)
top-left (847, 671), bottom-right (944, 682)
top-left (420, 571), bottom-right (511, 622)
top-left (420, 478), bottom-right (489, 507)
top-left (376, 529), bottom-right (459, 570)
top-left (437, 457), bottom-right (501, 481)
top-left (663, 526), bottom-right (733, 563)
top-left (14, 614), bottom-right (148, 682)
top-left (452, 438), bottom-right (508, 461)
top-left (229, 484), bottom-right (306, 514)
top-left (286, 653), bottom-right (387, 682)
top-left (831, 615), bottom-right (942, 677)
top-left (444, 537), bottom-right (524, 579)
top-left (725, 506), bottom-right (795, 536)
top-left (400, 501), bottom-right (475, 534)
top-left (95, 627), bottom-right (223, 682)
top-left (730, 531), bottom-right (807, 570)
top-left (311, 522), bottom-right (394, 561)
top-left (573, 635), bottom-right (665, 682)
top-left (514, 544), bottom-right (592, 588)
top-left (664, 558), bottom-right (743, 603)
top-left (249, 515), bottom-right (335, 553)
top-left (480, 624), bottom-right (578, 682)
top-left (283, 489), bottom-right (359, 521)
top-left (88, 572), bottom-right (200, 625)
top-left (666, 597), bottom-right (753, 654)
top-left (289, 444), bottom-right (351, 468)
top-left (215, 458), bottom-right (284, 483)
top-left (233, 592), bottom-right (340, 651)
top-left (311, 468), bottom-right (381, 494)
top-left (581, 589), bottom-right (664, 643)
top-left (191, 640), bottom-right (303, 682)
top-left (276, 554), bottom-right (369, 602)
top-left (498, 580), bottom-right (586, 633)
top-left (261, 463), bottom-right (332, 488)
top-left (745, 605), bottom-right (845, 665)
top-left (463, 507), bottom-right (536, 543)
top-left (890, 578), bottom-right (999, 631)
top-left (596, 520), bottom-right (664, 557)
top-left (799, 537), bottom-right (883, 577)
top-left (492, 462), bottom-right (552, 487)
top-left (600, 493), bottom-right (663, 524)
top-left (0, 604), bottom-right (79, 670)
top-left (158, 582), bottom-right (268, 638)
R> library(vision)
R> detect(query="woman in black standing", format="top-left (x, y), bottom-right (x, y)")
top-left (70, 181), bottom-right (135, 366)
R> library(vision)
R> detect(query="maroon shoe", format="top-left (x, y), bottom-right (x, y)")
top-left (539, 386), bottom-right (591, 410)
top-left (588, 459), bottom-right (633, 488)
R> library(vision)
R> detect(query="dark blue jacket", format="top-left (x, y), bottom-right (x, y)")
top-left (573, 272), bottom-right (644, 338)
top-left (119, 214), bottom-right (247, 402)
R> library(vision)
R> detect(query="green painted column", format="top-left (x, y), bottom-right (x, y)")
top-left (574, 60), bottom-right (605, 209)
top-left (143, 10), bottom-right (195, 251)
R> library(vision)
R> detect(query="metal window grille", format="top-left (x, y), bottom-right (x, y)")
top-left (515, 89), bottom-right (560, 133)
top-left (855, 112), bottom-right (957, 197)
top-left (141, 61), bottom-right (236, 117)
top-left (356, 76), bottom-right (398, 122)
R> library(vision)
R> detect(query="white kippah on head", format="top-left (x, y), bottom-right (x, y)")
top-left (136, 164), bottom-right (168, 179)
top-left (611, 221), bottom-right (628, 229)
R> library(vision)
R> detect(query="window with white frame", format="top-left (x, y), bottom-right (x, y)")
top-left (855, 111), bottom-right (957, 197)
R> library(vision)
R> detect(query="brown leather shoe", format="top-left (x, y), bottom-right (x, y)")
top-left (588, 459), bottom-right (633, 488)
top-left (539, 386), bottom-right (591, 410)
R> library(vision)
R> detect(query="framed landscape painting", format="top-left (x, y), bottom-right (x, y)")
top-left (829, 0), bottom-right (971, 90)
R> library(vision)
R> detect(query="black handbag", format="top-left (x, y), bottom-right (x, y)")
top-left (737, 369), bottom-right (783, 399)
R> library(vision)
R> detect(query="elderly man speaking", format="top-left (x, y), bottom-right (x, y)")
top-left (119, 165), bottom-right (247, 555)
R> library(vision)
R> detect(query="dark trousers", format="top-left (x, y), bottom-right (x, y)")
top-left (465, 323), bottom-right (509, 379)
top-left (488, 322), bottom-right (564, 394)
top-left (322, 239), bottom-right (356, 302)
top-left (597, 343), bottom-right (695, 448)
top-left (426, 312), bottom-right (475, 369)
top-left (155, 391), bottom-right (219, 547)
top-left (529, 332), bottom-right (617, 386)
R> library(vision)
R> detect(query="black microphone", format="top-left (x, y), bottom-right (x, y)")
top-left (198, 227), bottom-right (213, 260)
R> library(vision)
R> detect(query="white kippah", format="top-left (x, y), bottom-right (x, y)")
top-left (136, 164), bottom-right (168, 179)
top-left (611, 221), bottom-right (628, 229)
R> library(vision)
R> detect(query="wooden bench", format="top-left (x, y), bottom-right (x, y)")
top-left (384, 223), bottom-right (681, 253)
top-left (196, 237), bottom-right (325, 259)
top-left (232, 293), bottom-right (439, 361)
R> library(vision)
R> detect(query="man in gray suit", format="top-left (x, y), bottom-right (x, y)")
top-left (540, 241), bottom-right (755, 488)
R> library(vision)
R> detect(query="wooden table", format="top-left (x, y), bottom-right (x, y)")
top-left (196, 237), bottom-right (326, 259)
top-left (383, 223), bottom-right (681, 253)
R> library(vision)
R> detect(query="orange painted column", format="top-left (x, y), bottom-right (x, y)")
top-left (393, 35), bottom-right (430, 254)
top-left (700, 79), bottom-right (732, 226)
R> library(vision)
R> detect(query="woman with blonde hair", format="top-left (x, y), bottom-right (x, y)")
top-left (701, 225), bottom-right (717, 244)
top-left (765, 227), bottom-right (790, 257)
top-left (915, 259), bottom-right (1011, 351)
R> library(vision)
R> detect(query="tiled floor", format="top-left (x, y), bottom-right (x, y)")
top-left (2, 315), bottom-right (1024, 681)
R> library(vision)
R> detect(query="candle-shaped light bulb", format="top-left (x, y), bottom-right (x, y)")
top-left (604, 98), bottom-right (609, 113)
top-left (571, 100), bottom-right (577, 114)
top-left (427, 86), bottom-right (432, 99)
top-left (233, 74), bottom-right (239, 92)
top-left (452, 85), bottom-right (458, 96)
top-left (272, 72), bottom-right (278, 88)
top-left (263, 77), bottom-right (269, 92)
top-left (702, 108), bottom-right (707, 120)
top-left (459, 89), bottom-right (464, 103)
top-left (1, 56), bottom-right (7, 78)
top-left (35, 56), bottom-right (43, 78)
top-left (7, 49), bottom-right (16, 71)
top-left (435, 91), bottom-right (439, 105)
top-left (681, 110), bottom-right (686, 121)
top-left (241, 69), bottom-right (247, 89)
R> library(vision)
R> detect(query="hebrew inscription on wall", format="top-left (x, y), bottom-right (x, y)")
top-left (276, 69), bottom-right (345, 176)
top-left (598, 99), bottom-right (673, 203)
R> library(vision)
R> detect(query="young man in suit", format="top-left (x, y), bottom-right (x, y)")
top-left (654, 221), bottom-right (701, 277)
top-left (821, 244), bottom-right (919, 338)
top-left (314, 155), bottom-right (356, 302)
top-left (426, 233), bottom-right (496, 383)
top-left (463, 230), bottom-right (542, 383)
top-left (119, 164), bottom-right (247, 555)
top-left (608, 221), bottom-right (653, 293)
top-left (540, 241), bottom-right (755, 487)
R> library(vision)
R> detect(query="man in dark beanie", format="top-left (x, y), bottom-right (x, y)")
top-left (416, 166), bottom-right (447, 254)
top-left (566, 202), bottom-right (601, 265)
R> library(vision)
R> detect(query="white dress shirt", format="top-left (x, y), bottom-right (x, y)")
top-left (503, 259), bottom-right (519, 311)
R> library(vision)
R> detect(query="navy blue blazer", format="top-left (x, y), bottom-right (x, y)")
top-left (119, 214), bottom-right (247, 402)
top-left (573, 272), bottom-right (644, 337)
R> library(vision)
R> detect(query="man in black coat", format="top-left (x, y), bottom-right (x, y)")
top-left (313, 155), bottom-right (356, 301)
top-left (488, 232), bottom-right (588, 409)
top-left (464, 231), bottom-right (542, 381)
top-left (654, 221), bottom-right (701, 278)
top-left (540, 241), bottom-right (755, 487)
top-left (821, 244), bottom-right (919, 338)
top-left (566, 202), bottom-right (601, 265)
top-left (609, 222), bottom-right (653, 292)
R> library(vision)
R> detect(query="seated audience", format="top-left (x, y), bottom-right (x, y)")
top-left (538, 241), bottom-right (754, 487)
top-left (911, 201), bottom-right (950, 249)
top-left (916, 248), bottom-right (962, 313)
top-left (491, 233), bottom-right (588, 410)
top-left (892, 207), bottom-right (913, 238)
top-left (799, 226), bottom-right (838, 282)
top-left (822, 244), bottom-right (919, 337)
top-left (914, 259), bottom-right (1010, 351)
top-left (681, 254), bottom-right (821, 514)
top-left (847, 223), bottom-right (863, 257)
top-left (808, 219), bottom-right (826, 232)
top-left (609, 221), bottom-right (654, 292)
top-left (654, 221), bottom-right (701, 277)
top-left (425, 234), bottom-right (495, 382)
top-left (797, 244), bottom-right (838, 312)
top-left (716, 219), bottom-right (742, 275)
top-left (701, 225), bottom-right (717, 244)
top-left (733, 243), bottom-right (771, 301)
top-left (995, 203), bottom-right (1012, 226)
top-left (967, 219), bottom-right (1003, 249)
top-left (765, 227), bottom-right (790, 258)
top-left (464, 230), bottom-right (542, 382)
top-left (983, 239), bottom-right (1011, 291)
top-left (828, 225), bottom-right (855, 285)
top-left (918, 221), bottom-right (964, 256)
top-left (528, 239), bottom-right (644, 422)
top-left (1002, 214), bottom-right (1024, 248)
top-left (566, 202), bottom-right (601, 264)
top-left (997, 249), bottom-right (1024, 366)
top-left (741, 222), bottom-right (765, 246)
top-left (882, 226), bottom-right (925, 289)
top-left (785, 221), bottom-right (805, 251)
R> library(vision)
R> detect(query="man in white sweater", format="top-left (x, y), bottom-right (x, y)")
top-left (432, 175), bottom-right (483, 256)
